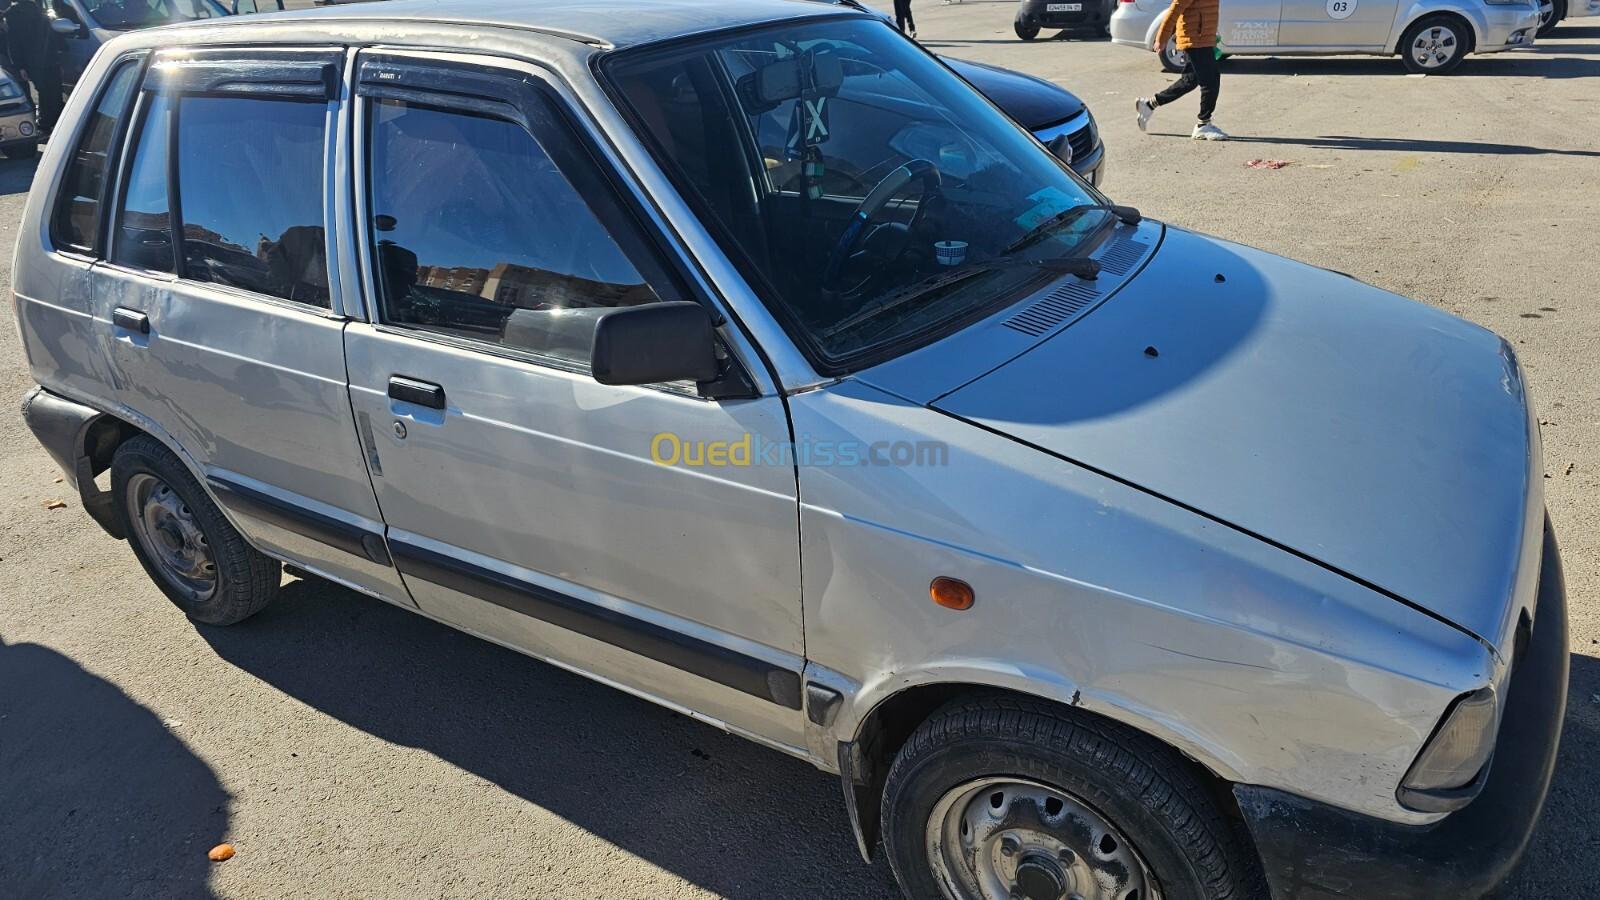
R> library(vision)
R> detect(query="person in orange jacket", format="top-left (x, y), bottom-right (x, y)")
top-left (1135, 0), bottom-right (1228, 140)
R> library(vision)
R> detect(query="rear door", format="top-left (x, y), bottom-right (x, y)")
top-left (341, 51), bottom-right (807, 750)
top-left (91, 48), bottom-right (407, 603)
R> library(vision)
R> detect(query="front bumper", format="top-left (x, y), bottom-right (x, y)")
top-left (1478, 5), bottom-right (1543, 52)
top-left (0, 106), bottom-right (37, 148)
top-left (1235, 519), bottom-right (1568, 899)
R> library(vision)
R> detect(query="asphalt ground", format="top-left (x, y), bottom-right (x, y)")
top-left (1, 2), bottom-right (1597, 896)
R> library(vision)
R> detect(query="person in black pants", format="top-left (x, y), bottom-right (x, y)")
top-left (3, 0), bottom-right (62, 137)
top-left (894, 0), bottom-right (916, 40)
top-left (1146, 51), bottom-right (1223, 140)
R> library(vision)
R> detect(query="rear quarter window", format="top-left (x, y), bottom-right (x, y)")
top-left (51, 59), bottom-right (142, 255)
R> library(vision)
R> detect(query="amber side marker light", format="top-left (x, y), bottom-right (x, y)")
top-left (930, 577), bottom-right (974, 610)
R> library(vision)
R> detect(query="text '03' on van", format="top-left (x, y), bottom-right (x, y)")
top-left (16, 2), bottom-right (1566, 898)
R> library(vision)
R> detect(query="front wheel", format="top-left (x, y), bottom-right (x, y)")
top-left (1537, 0), bottom-right (1565, 36)
top-left (1016, 18), bottom-right (1042, 40)
top-left (1161, 36), bottom-right (1189, 72)
top-left (882, 696), bottom-right (1264, 900)
top-left (1400, 15), bottom-right (1470, 74)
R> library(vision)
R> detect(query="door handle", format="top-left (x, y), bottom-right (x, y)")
top-left (388, 376), bottom-right (446, 410)
top-left (112, 307), bottom-right (150, 335)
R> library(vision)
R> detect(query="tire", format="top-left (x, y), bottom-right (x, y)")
top-left (882, 695), bottom-right (1264, 900)
top-left (1015, 18), bottom-right (1042, 40)
top-left (2, 144), bottom-right (36, 159)
top-left (1161, 36), bottom-right (1189, 72)
top-left (1537, 0), bottom-right (1565, 37)
top-left (1399, 15), bottom-right (1470, 74)
top-left (112, 435), bottom-right (279, 625)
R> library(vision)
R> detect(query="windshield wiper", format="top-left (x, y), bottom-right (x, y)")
top-left (1000, 204), bottom-right (1097, 257)
top-left (820, 266), bottom-right (995, 339)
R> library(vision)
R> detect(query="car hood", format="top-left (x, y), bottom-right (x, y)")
top-left (942, 57), bottom-right (1086, 130)
top-left (928, 228), bottom-right (1538, 650)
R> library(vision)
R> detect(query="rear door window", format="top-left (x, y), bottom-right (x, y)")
top-left (109, 82), bottom-right (331, 306)
top-left (176, 97), bottom-right (330, 306)
top-left (111, 92), bottom-right (175, 273)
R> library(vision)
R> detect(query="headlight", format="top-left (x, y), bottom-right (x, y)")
top-left (0, 80), bottom-right (22, 101)
top-left (1398, 687), bottom-right (1497, 810)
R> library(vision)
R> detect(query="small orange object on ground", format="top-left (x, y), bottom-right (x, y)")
top-left (208, 844), bottom-right (236, 862)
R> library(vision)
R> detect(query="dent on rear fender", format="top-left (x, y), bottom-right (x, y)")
top-left (792, 380), bottom-right (1491, 825)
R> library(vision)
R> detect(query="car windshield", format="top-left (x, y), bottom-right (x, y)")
top-left (82, 0), bottom-right (230, 31)
top-left (607, 17), bottom-right (1108, 373)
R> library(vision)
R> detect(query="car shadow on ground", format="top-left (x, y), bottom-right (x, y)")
top-left (194, 576), bottom-right (1596, 898)
top-left (0, 635), bottom-right (229, 900)
top-left (196, 577), bottom-right (902, 900)
top-left (1502, 651), bottom-right (1600, 895)
top-left (1220, 133), bottom-right (1600, 157)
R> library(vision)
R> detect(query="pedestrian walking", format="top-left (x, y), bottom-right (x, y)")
top-left (1134, 0), bottom-right (1228, 141)
top-left (894, 0), bottom-right (916, 39)
top-left (4, 0), bottom-right (62, 137)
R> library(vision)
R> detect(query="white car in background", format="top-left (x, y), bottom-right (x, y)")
top-left (1109, 0), bottom-right (1541, 74)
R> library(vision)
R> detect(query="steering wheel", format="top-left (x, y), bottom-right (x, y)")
top-left (821, 159), bottom-right (943, 297)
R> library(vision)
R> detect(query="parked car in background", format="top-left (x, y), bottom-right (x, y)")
top-left (1014, 0), bottom-right (1119, 38)
top-left (1110, 0), bottom-right (1541, 73)
top-left (942, 56), bottom-right (1105, 186)
top-left (815, 0), bottom-right (1112, 182)
top-left (17, 3), bottom-right (1567, 899)
top-left (50, 0), bottom-right (279, 87)
top-left (1540, 0), bottom-right (1600, 34)
top-left (0, 66), bottom-right (39, 158)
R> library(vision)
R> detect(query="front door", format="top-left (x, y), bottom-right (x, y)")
top-left (1277, 0), bottom-right (1399, 47)
top-left (340, 52), bottom-right (807, 751)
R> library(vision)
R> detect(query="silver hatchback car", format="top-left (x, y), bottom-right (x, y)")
top-left (15, 2), bottom-right (1566, 898)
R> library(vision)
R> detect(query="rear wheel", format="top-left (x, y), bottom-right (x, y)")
top-left (882, 695), bottom-right (1264, 900)
top-left (1400, 15), bottom-right (1470, 74)
top-left (1016, 18), bottom-right (1042, 40)
top-left (1161, 36), bottom-right (1189, 72)
top-left (112, 435), bottom-right (279, 625)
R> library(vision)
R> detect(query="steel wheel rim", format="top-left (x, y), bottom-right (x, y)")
top-left (127, 473), bottom-right (217, 602)
top-left (1538, 0), bottom-right (1553, 27)
top-left (1411, 25), bottom-right (1459, 68)
top-left (926, 777), bottom-right (1161, 900)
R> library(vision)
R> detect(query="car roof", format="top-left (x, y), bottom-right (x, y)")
top-left (242, 0), bottom-right (860, 49)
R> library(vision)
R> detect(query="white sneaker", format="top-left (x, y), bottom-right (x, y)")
top-left (909, 27), bottom-right (918, 39)
top-left (1192, 122), bottom-right (1229, 141)
top-left (1135, 97), bottom-right (1155, 133)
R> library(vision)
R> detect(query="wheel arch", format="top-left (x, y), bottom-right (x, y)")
top-left (835, 671), bottom-right (1249, 864)
top-left (21, 386), bottom-right (227, 540)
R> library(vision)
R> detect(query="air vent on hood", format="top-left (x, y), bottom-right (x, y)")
top-left (1097, 236), bottom-right (1150, 277)
top-left (1003, 281), bottom-right (1102, 336)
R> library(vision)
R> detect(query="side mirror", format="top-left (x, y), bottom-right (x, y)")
top-left (50, 17), bottom-right (80, 35)
top-left (590, 302), bottom-right (720, 387)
